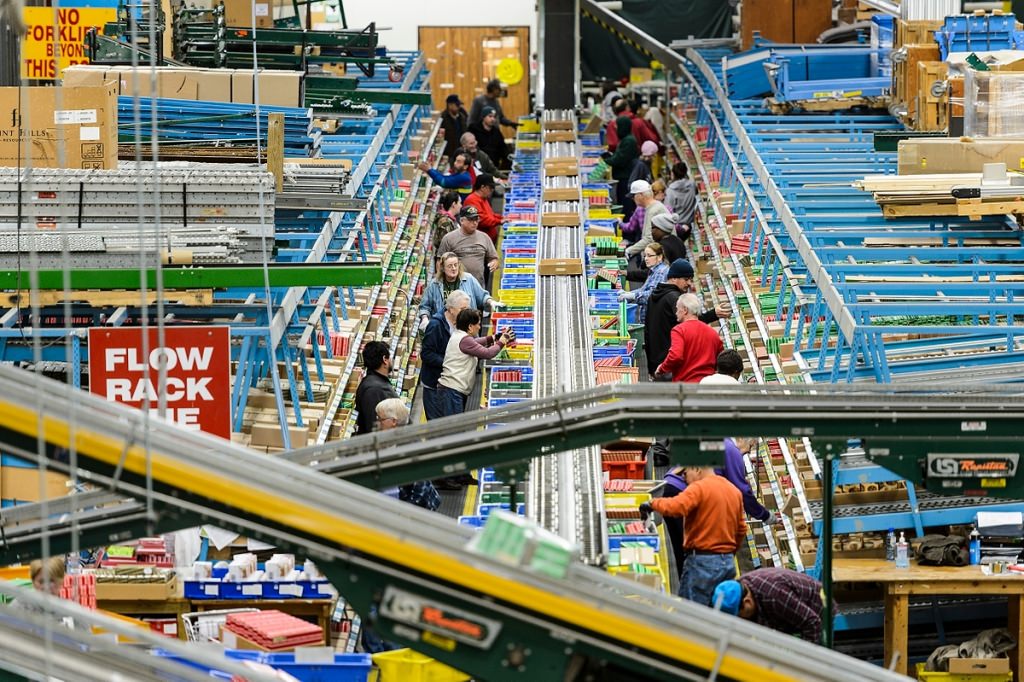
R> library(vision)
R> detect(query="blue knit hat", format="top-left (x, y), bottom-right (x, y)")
top-left (714, 580), bottom-right (742, 615)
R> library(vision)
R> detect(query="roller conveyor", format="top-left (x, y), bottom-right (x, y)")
top-left (0, 365), bottom-right (909, 681)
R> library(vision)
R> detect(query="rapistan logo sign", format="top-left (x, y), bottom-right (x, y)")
top-left (88, 326), bottom-right (231, 439)
top-left (927, 453), bottom-right (1019, 479)
top-left (379, 586), bottom-right (501, 649)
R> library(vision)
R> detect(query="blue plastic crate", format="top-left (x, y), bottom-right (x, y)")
top-left (458, 515), bottom-right (487, 528)
top-left (608, 534), bottom-right (661, 551)
top-left (151, 650), bottom-right (233, 680)
top-left (226, 652), bottom-right (372, 682)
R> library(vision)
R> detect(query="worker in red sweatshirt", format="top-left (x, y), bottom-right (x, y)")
top-left (655, 292), bottom-right (724, 383)
top-left (461, 174), bottom-right (504, 243)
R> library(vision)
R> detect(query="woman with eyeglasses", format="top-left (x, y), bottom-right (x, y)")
top-left (617, 242), bottom-right (668, 322)
top-left (417, 252), bottom-right (500, 332)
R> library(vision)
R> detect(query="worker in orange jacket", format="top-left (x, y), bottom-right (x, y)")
top-left (461, 174), bottom-right (504, 243)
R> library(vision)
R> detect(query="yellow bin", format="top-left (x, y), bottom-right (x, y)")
top-left (373, 649), bottom-right (470, 682)
top-left (915, 663), bottom-right (1012, 682)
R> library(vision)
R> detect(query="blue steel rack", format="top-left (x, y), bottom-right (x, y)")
top-left (0, 51), bottom-right (432, 450)
top-left (673, 45), bottom-right (1024, 593)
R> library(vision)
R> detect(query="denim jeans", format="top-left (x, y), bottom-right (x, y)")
top-left (678, 553), bottom-right (737, 607)
top-left (422, 385), bottom-right (445, 421)
top-left (439, 385), bottom-right (467, 417)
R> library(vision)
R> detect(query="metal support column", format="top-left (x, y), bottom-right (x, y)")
top-left (822, 444), bottom-right (835, 649)
top-left (538, 0), bottom-right (579, 110)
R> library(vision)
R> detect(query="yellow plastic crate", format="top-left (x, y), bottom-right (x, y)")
top-left (373, 649), bottom-right (470, 682)
top-left (915, 663), bottom-right (1012, 681)
top-left (604, 492), bottom-right (652, 509)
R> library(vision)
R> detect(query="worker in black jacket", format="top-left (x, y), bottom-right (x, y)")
top-left (354, 341), bottom-right (397, 436)
top-left (644, 259), bottom-right (728, 379)
top-left (419, 290), bottom-right (470, 421)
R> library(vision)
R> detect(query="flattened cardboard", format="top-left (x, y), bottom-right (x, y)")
top-left (898, 138), bottom-right (1024, 175)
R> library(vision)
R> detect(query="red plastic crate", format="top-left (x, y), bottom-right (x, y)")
top-left (601, 459), bottom-right (647, 480)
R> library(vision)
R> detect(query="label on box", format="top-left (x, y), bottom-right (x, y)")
top-left (295, 647), bottom-right (334, 664)
top-left (279, 583), bottom-right (303, 597)
top-left (222, 630), bottom-right (237, 647)
top-left (54, 109), bottom-right (97, 124)
top-left (254, 3), bottom-right (269, 15)
top-left (79, 126), bottom-right (100, 141)
top-left (242, 584), bottom-right (261, 596)
top-left (203, 584), bottom-right (219, 596)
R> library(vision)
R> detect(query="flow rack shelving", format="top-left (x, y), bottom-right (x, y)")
top-left (0, 51), bottom-right (432, 450)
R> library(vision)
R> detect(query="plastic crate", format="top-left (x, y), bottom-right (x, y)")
top-left (601, 459), bottom-right (647, 480)
top-left (915, 662), bottom-right (1012, 681)
top-left (608, 534), bottom-right (661, 551)
top-left (372, 649), bottom-right (470, 682)
top-left (228, 652), bottom-right (372, 682)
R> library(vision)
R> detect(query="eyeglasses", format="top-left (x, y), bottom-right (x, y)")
top-left (644, 252), bottom-right (657, 259)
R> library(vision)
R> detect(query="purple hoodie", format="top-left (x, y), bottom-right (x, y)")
top-left (620, 205), bottom-right (646, 242)
top-left (664, 438), bottom-right (772, 522)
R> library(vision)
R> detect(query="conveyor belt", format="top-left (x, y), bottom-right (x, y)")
top-left (0, 366), bottom-right (906, 681)
top-left (810, 492), bottom-right (1021, 520)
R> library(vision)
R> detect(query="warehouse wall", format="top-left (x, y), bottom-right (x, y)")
top-left (341, 0), bottom-right (538, 55)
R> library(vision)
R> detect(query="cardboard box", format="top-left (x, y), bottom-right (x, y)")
top-left (0, 84), bottom-right (117, 170)
top-left (539, 258), bottom-right (584, 276)
top-left (1, 467), bottom-right (71, 503)
top-left (223, 0), bottom-right (273, 28)
top-left (250, 422), bottom-right (309, 449)
top-left (231, 70), bottom-right (303, 108)
top-left (540, 213), bottom-right (581, 227)
top-left (897, 138), bottom-right (1024, 175)
top-left (95, 577), bottom-right (177, 601)
top-left (947, 658), bottom-right (1009, 675)
top-left (64, 66), bottom-right (302, 108)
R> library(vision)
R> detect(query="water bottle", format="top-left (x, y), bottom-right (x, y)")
top-left (886, 528), bottom-right (896, 562)
top-left (895, 532), bottom-right (910, 569)
top-left (969, 526), bottom-right (981, 566)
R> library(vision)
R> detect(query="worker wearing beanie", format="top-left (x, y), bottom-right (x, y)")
top-left (640, 465), bottom-right (745, 606)
top-left (627, 140), bottom-right (658, 190)
top-left (713, 568), bottom-right (826, 644)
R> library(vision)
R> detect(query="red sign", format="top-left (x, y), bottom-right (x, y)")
top-left (88, 326), bottom-right (232, 439)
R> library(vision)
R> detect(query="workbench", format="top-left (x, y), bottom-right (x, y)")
top-left (833, 558), bottom-right (1024, 676)
top-left (98, 596), bottom-right (334, 643)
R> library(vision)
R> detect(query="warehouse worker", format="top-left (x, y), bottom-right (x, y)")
top-left (644, 259), bottom-right (729, 380)
top-left (431, 191), bottom-right (461, 253)
top-left (700, 348), bottom-right (744, 386)
top-left (457, 132), bottom-right (501, 178)
top-left (31, 556), bottom-right (65, 598)
top-left (655, 293), bottom-right (723, 383)
top-left (641, 466), bottom-right (745, 606)
top-left (438, 308), bottom-right (512, 417)
top-left (713, 569), bottom-right (826, 644)
top-left (461, 175), bottom-right (505, 244)
top-left (440, 94), bottom-right (468, 160)
top-left (420, 290), bottom-right (471, 422)
top-left (417, 152), bottom-right (474, 191)
top-left (665, 162), bottom-right (697, 238)
top-left (627, 140), bottom-right (658, 189)
top-left (418, 252), bottom-right (496, 326)
top-left (468, 79), bottom-right (518, 129)
top-left (624, 180), bottom-right (667, 265)
top-left (437, 205), bottom-right (499, 288)
top-left (650, 212), bottom-right (687, 270)
top-left (468, 107), bottom-right (510, 171)
top-left (375, 399), bottom-right (441, 511)
top-left (354, 341), bottom-right (397, 436)
top-left (617, 242), bottom-right (667, 323)
top-left (604, 116), bottom-right (638, 210)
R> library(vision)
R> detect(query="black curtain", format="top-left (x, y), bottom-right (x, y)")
top-left (581, 0), bottom-right (733, 81)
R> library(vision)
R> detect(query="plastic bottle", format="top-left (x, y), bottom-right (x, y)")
top-left (895, 532), bottom-right (910, 569)
top-left (969, 526), bottom-right (981, 566)
top-left (886, 528), bottom-right (896, 562)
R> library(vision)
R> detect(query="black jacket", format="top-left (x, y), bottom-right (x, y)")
top-left (468, 121), bottom-right (509, 170)
top-left (354, 370), bottom-right (398, 436)
top-left (644, 283), bottom-right (718, 376)
top-left (419, 311), bottom-right (452, 390)
top-left (658, 234), bottom-right (687, 264)
top-left (440, 108), bottom-right (468, 159)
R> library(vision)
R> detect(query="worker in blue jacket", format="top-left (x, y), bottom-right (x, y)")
top-left (418, 152), bottom-right (474, 191)
top-left (420, 289), bottom-right (470, 422)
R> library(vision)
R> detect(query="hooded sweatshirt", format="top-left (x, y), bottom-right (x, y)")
top-left (605, 116), bottom-right (638, 187)
top-left (666, 176), bottom-right (697, 226)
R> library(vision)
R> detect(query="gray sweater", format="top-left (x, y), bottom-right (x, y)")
top-left (625, 200), bottom-right (667, 258)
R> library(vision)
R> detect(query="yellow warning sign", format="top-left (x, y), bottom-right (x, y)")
top-left (21, 7), bottom-right (116, 80)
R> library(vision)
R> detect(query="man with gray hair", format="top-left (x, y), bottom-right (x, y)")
top-left (655, 292), bottom-right (723, 383)
top-left (457, 132), bottom-right (500, 178)
top-left (420, 289), bottom-right (471, 421)
top-left (374, 398), bottom-right (440, 511)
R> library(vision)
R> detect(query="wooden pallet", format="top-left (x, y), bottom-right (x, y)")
top-left (766, 96), bottom-right (890, 115)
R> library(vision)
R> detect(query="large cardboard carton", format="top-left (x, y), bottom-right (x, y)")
top-left (0, 466), bottom-right (71, 502)
top-left (231, 70), bottom-right (303, 108)
top-left (947, 658), bottom-right (1009, 675)
top-left (0, 84), bottom-right (117, 170)
top-left (897, 137), bottom-right (1024, 175)
top-left (63, 66), bottom-right (302, 107)
top-left (223, 0), bottom-right (273, 28)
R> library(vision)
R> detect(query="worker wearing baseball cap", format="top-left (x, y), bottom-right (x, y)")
top-left (713, 568), bottom-right (826, 644)
top-left (624, 178), bottom-right (667, 265)
top-left (461, 174), bottom-right (505, 244)
top-left (440, 94), bottom-right (468, 159)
